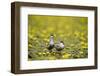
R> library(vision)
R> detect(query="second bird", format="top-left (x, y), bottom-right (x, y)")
top-left (55, 41), bottom-right (64, 51)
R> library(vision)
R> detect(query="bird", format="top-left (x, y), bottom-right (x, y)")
top-left (55, 41), bottom-right (64, 51)
top-left (47, 35), bottom-right (54, 51)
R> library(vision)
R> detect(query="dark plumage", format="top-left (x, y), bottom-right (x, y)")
top-left (48, 45), bottom-right (54, 50)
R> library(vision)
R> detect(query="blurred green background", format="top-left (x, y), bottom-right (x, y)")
top-left (28, 15), bottom-right (88, 60)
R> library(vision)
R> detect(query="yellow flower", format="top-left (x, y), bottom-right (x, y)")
top-left (46, 51), bottom-right (49, 54)
top-left (80, 36), bottom-right (86, 41)
top-left (28, 34), bottom-right (33, 39)
top-left (33, 37), bottom-right (37, 40)
top-left (75, 31), bottom-right (79, 36)
top-left (28, 44), bottom-right (32, 48)
top-left (81, 42), bottom-right (85, 45)
top-left (62, 53), bottom-right (71, 58)
top-left (81, 32), bottom-right (84, 36)
top-left (80, 51), bottom-right (84, 54)
top-left (38, 52), bottom-right (42, 55)
top-left (43, 52), bottom-right (46, 55)
top-left (82, 45), bottom-right (87, 48)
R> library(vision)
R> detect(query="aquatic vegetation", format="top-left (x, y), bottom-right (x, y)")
top-left (28, 15), bottom-right (88, 60)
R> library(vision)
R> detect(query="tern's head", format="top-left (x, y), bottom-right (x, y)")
top-left (50, 34), bottom-right (54, 37)
top-left (60, 41), bottom-right (64, 44)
